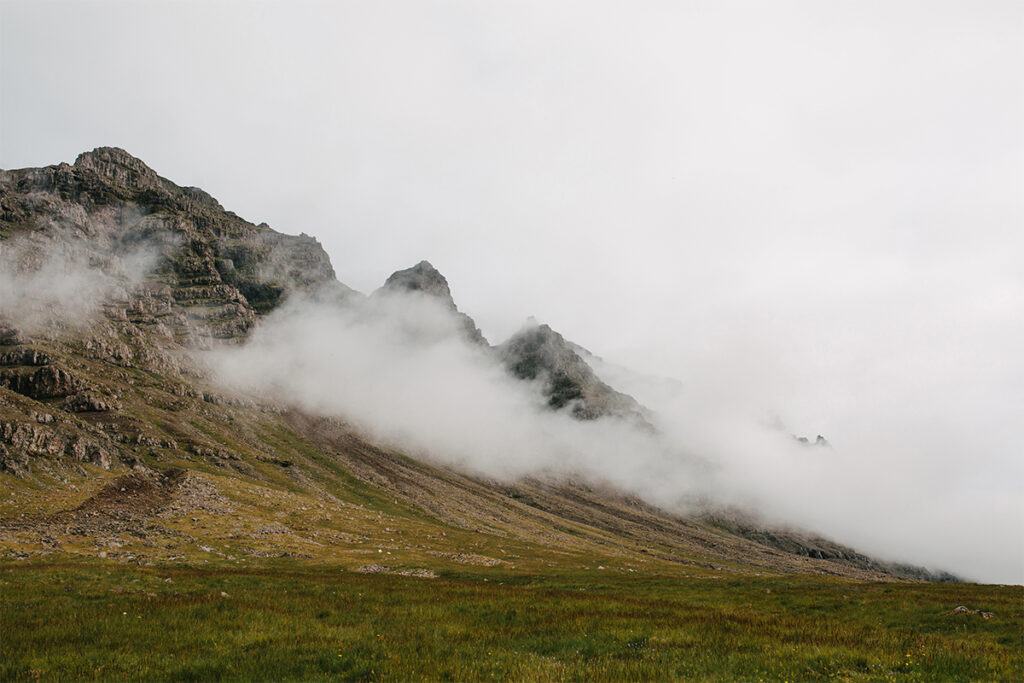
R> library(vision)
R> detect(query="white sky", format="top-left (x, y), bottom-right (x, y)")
top-left (2, 1), bottom-right (1022, 582)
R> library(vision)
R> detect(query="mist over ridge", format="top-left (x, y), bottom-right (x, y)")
top-left (208, 257), bottom-right (1022, 585)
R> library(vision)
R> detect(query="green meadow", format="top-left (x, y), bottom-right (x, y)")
top-left (2, 559), bottom-right (1020, 682)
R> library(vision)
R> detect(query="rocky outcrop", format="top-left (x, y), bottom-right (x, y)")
top-left (0, 366), bottom-right (82, 399)
top-left (0, 344), bottom-right (116, 409)
top-left (498, 320), bottom-right (651, 426)
top-left (0, 442), bottom-right (26, 476)
top-left (2, 146), bottom-right (348, 346)
top-left (0, 348), bottom-right (52, 366)
top-left (381, 260), bottom-right (455, 300)
top-left (0, 321), bottom-right (25, 345)
top-left (375, 261), bottom-right (487, 345)
top-left (0, 421), bottom-right (113, 470)
top-left (62, 391), bottom-right (118, 413)
top-left (794, 434), bottom-right (830, 447)
top-left (0, 148), bottom-right (364, 475)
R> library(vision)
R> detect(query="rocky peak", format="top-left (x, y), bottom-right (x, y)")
top-left (73, 147), bottom-right (164, 191)
top-left (499, 320), bottom-right (584, 385)
top-left (375, 261), bottom-right (487, 346)
top-left (499, 319), bottom-right (651, 426)
top-left (2, 149), bottom-right (352, 352)
top-left (380, 261), bottom-right (454, 306)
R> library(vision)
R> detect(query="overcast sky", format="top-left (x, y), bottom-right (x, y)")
top-left (2, 1), bottom-right (1022, 582)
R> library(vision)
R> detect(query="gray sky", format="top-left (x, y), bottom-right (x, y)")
top-left (2, 1), bottom-right (1022, 582)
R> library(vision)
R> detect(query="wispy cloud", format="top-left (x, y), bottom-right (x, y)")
top-left (0, 227), bottom-right (160, 335)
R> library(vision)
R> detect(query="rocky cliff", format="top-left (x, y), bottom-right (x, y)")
top-left (1, 147), bottom-right (343, 345)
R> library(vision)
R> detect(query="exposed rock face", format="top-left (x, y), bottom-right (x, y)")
top-left (0, 366), bottom-right (81, 399)
top-left (375, 260), bottom-right (487, 346)
top-left (704, 512), bottom-right (960, 582)
top-left (498, 320), bottom-right (651, 426)
top-left (381, 260), bottom-right (453, 301)
top-left (0, 348), bottom-right (51, 366)
top-left (1, 146), bottom-right (345, 348)
top-left (0, 420), bottom-right (113, 472)
top-left (62, 391), bottom-right (119, 413)
top-left (1, 147), bottom-right (350, 473)
top-left (0, 321), bottom-right (25, 345)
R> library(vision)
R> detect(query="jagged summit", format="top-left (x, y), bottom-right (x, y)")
top-left (74, 146), bottom-right (146, 164)
top-left (70, 147), bottom-right (226, 213)
top-left (74, 146), bottom-right (162, 185)
top-left (73, 146), bottom-right (162, 176)
top-left (499, 319), bottom-right (651, 426)
top-left (1, 148), bottom-right (342, 345)
top-left (380, 260), bottom-right (453, 303)
top-left (375, 261), bottom-right (488, 346)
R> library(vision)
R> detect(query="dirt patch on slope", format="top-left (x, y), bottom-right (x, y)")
top-left (73, 469), bottom-right (187, 518)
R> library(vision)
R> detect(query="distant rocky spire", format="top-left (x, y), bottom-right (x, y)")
top-left (379, 261), bottom-right (456, 307)
top-left (375, 261), bottom-right (488, 346)
top-left (497, 318), bottom-right (652, 428)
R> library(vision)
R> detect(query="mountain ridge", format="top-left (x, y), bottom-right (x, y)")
top-left (0, 148), bottom-right (953, 582)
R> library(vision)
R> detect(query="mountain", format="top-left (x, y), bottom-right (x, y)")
top-left (0, 148), bottom-right (948, 582)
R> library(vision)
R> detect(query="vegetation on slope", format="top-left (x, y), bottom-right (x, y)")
top-left (3, 148), bottom-right (1020, 681)
top-left (2, 560), bottom-right (1020, 682)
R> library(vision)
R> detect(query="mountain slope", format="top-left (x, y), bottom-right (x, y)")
top-left (0, 149), bottom-right (946, 582)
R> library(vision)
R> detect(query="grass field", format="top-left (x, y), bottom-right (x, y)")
top-left (2, 559), bottom-right (1020, 681)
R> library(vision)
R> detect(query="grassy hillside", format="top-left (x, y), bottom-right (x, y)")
top-left (2, 390), bottom-right (1021, 681)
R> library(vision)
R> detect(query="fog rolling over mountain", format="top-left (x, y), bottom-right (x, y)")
top-left (1, 148), bottom-right (1020, 584)
top-left (203, 235), bottom-right (1019, 582)
top-left (212, 257), bottom-right (1019, 584)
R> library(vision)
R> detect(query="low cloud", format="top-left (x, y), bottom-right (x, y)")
top-left (208, 291), bottom-right (1024, 585)
top-left (0, 230), bottom-right (160, 335)
top-left (208, 291), bottom-right (700, 488)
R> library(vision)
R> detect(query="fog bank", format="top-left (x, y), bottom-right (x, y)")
top-left (209, 291), bottom-right (1023, 584)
